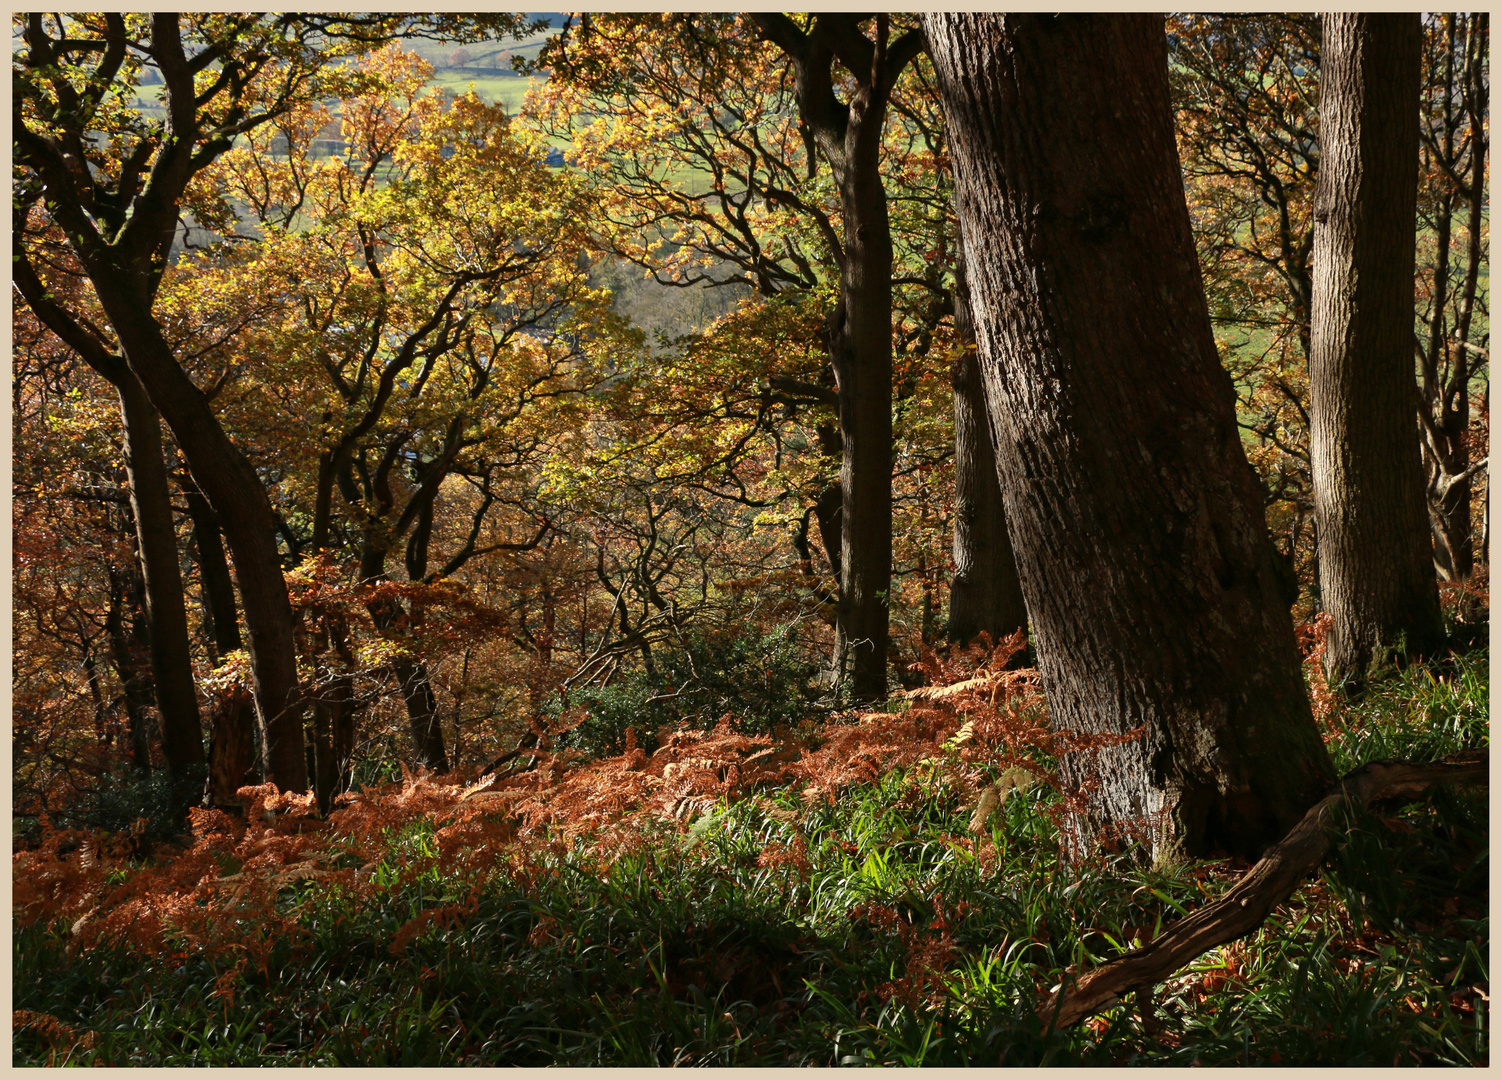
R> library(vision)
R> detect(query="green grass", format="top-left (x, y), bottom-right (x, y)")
top-left (13, 646), bottom-right (1487, 1066)
top-left (429, 70), bottom-right (540, 113)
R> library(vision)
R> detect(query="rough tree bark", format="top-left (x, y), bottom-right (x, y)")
top-left (925, 13), bottom-right (1336, 861)
top-left (1309, 13), bottom-right (1445, 687)
top-left (947, 238), bottom-right (1029, 649)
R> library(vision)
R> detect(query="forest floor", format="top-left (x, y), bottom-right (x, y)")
top-left (12, 638), bottom-right (1489, 1066)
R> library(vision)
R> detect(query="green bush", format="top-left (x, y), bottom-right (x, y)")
top-left (550, 626), bottom-right (827, 758)
top-left (30, 764), bottom-right (207, 848)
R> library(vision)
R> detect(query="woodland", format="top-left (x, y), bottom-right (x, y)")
top-left (10, 12), bottom-right (1490, 1066)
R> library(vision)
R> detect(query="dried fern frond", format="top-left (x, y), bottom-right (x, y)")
top-left (904, 676), bottom-right (997, 702)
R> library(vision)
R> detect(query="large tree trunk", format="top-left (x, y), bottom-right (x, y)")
top-left (948, 239), bottom-right (1028, 649)
top-left (926, 13), bottom-right (1336, 861)
top-left (184, 486), bottom-right (258, 809)
top-left (94, 286), bottom-right (308, 794)
top-left (1309, 13), bottom-right (1445, 687)
top-left (117, 376), bottom-right (206, 778)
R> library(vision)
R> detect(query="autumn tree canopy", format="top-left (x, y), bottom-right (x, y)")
top-left (12, 10), bottom-right (1487, 852)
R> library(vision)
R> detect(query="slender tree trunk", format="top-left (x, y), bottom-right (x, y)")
top-left (106, 563), bottom-right (154, 771)
top-left (395, 659), bottom-right (448, 773)
top-left (306, 616), bottom-right (356, 815)
top-left (184, 485), bottom-right (258, 808)
top-left (359, 540), bottom-right (449, 773)
top-left (117, 376), bottom-right (206, 777)
top-left (947, 239), bottom-right (1029, 649)
top-left (1309, 13), bottom-right (1444, 687)
top-left (94, 287), bottom-right (308, 793)
top-left (749, 14), bottom-right (926, 705)
top-left (820, 118), bottom-right (896, 701)
top-left (926, 13), bottom-right (1336, 861)
top-left (827, 249), bottom-right (894, 701)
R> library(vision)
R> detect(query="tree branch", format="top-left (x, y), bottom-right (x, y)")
top-left (1038, 750), bottom-right (1489, 1031)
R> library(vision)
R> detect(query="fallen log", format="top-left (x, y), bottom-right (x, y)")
top-left (1039, 750), bottom-right (1489, 1030)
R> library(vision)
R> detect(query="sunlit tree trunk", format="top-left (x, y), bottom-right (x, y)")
top-left (927, 12), bottom-right (1335, 861)
top-left (1309, 13), bottom-right (1445, 687)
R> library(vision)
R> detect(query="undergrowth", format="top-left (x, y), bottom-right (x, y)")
top-left (12, 635), bottom-right (1488, 1066)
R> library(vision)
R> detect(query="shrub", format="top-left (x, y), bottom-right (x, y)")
top-left (551, 626), bottom-right (827, 758)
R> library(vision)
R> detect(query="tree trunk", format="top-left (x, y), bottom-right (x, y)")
top-left (820, 113), bottom-right (895, 703)
top-left (827, 263), bottom-right (894, 702)
top-left (395, 658), bottom-right (449, 773)
top-left (749, 14), bottom-right (927, 705)
top-left (947, 239), bottom-right (1029, 649)
top-left (307, 616), bottom-right (357, 815)
top-left (926, 13), bottom-right (1336, 861)
top-left (1309, 13), bottom-right (1445, 687)
top-left (94, 285), bottom-right (308, 794)
top-left (105, 563), bottom-right (154, 772)
top-left (117, 376), bottom-right (206, 777)
top-left (184, 486), bottom-right (258, 808)
top-left (359, 539), bottom-right (449, 774)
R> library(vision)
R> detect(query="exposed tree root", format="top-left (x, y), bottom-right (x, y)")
top-left (1039, 750), bottom-right (1489, 1030)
